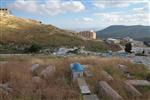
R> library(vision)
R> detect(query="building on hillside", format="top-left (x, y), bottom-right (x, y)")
top-left (132, 40), bottom-right (144, 47)
top-left (107, 38), bottom-right (120, 44)
top-left (70, 63), bottom-right (84, 80)
top-left (132, 47), bottom-right (150, 55)
top-left (77, 30), bottom-right (96, 39)
top-left (123, 37), bottom-right (133, 42)
top-left (0, 8), bottom-right (11, 16)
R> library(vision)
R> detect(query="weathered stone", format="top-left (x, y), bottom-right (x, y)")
top-left (126, 80), bottom-right (150, 86)
top-left (101, 70), bottom-right (113, 81)
top-left (124, 81), bottom-right (142, 97)
top-left (82, 64), bottom-right (91, 69)
top-left (84, 69), bottom-right (93, 77)
top-left (0, 83), bottom-right (12, 94)
top-left (40, 65), bottom-right (55, 78)
top-left (77, 78), bottom-right (91, 95)
top-left (117, 64), bottom-right (128, 73)
top-left (83, 94), bottom-right (99, 100)
top-left (32, 76), bottom-right (42, 84)
top-left (98, 81), bottom-right (123, 100)
top-left (0, 61), bottom-right (8, 65)
top-left (31, 64), bottom-right (40, 73)
top-left (117, 64), bottom-right (132, 79)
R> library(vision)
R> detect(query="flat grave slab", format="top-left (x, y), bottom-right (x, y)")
top-left (126, 80), bottom-right (150, 86)
top-left (83, 94), bottom-right (99, 100)
top-left (77, 78), bottom-right (91, 94)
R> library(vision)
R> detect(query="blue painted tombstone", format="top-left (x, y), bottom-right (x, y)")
top-left (70, 62), bottom-right (84, 80)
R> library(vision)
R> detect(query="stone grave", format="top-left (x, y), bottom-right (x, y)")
top-left (126, 80), bottom-right (150, 86)
top-left (101, 70), bottom-right (113, 81)
top-left (124, 81), bottom-right (142, 97)
top-left (98, 81), bottom-right (123, 100)
top-left (83, 94), bottom-right (99, 100)
top-left (40, 65), bottom-right (55, 78)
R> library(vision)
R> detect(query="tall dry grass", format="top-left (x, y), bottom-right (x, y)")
top-left (0, 56), bottom-right (150, 100)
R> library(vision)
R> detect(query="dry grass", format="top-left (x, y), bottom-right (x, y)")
top-left (0, 56), bottom-right (150, 100)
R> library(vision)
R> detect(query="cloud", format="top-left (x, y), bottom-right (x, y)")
top-left (61, 1), bottom-right (85, 12)
top-left (75, 17), bottom-right (94, 23)
top-left (93, 12), bottom-right (149, 25)
top-left (9, 0), bottom-right (85, 15)
top-left (92, 0), bottom-right (149, 8)
top-left (9, 0), bottom-right (37, 13)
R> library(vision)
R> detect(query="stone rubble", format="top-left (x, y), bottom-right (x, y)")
top-left (0, 83), bottom-right (12, 95)
top-left (40, 65), bottom-right (55, 78)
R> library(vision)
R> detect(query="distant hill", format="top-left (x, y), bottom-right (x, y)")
top-left (96, 25), bottom-right (150, 40)
top-left (0, 14), bottom-right (120, 53)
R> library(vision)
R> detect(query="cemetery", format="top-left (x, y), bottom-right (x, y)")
top-left (0, 56), bottom-right (150, 100)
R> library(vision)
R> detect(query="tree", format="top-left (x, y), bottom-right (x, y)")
top-left (125, 42), bottom-right (132, 53)
top-left (24, 43), bottom-right (42, 53)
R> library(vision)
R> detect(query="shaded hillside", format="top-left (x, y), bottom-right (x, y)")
top-left (0, 14), bottom-right (121, 53)
top-left (96, 25), bottom-right (150, 40)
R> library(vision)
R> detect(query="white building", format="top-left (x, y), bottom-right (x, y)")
top-left (107, 38), bottom-right (120, 44)
top-left (132, 47), bottom-right (150, 55)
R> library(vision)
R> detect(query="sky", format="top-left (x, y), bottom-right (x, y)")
top-left (1, 0), bottom-right (150, 31)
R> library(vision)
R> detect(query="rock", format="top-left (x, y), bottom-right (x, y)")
top-left (32, 76), bottom-right (42, 84)
top-left (117, 64), bottom-right (128, 73)
top-left (84, 69), bottom-right (93, 77)
top-left (117, 64), bottom-right (132, 79)
top-left (101, 70), bottom-right (113, 81)
top-left (40, 65), bottom-right (55, 78)
top-left (124, 81), bottom-right (142, 97)
top-left (98, 81), bottom-right (123, 100)
top-left (0, 83), bottom-right (12, 94)
top-left (31, 64), bottom-right (40, 73)
top-left (126, 80), bottom-right (150, 86)
top-left (83, 94), bottom-right (99, 100)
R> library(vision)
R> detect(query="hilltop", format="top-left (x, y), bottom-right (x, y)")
top-left (0, 13), bottom-right (120, 53)
top-left (96, 25), bottom-right (150, 40)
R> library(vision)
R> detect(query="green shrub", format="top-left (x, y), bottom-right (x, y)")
top-left (24, 43), bottom-right (42, 53)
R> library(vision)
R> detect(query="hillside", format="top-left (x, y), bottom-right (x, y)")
top-left (96, 25), bottom-right (150, 40)
top-left (0, 14), bottom-right (120, 53)
top-left (0, 14), bottom-right (74, 44)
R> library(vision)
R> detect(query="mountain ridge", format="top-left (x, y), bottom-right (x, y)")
top-left (96, 25), bottom-right (150, 40)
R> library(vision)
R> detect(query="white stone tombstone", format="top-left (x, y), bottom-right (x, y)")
top-left (31, 64), bottom-right (40, 73)
top-left (40, 65), bottom-right (55, 78)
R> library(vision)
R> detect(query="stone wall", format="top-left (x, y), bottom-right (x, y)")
top-left (0, 8), bottom-right (11, 16)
